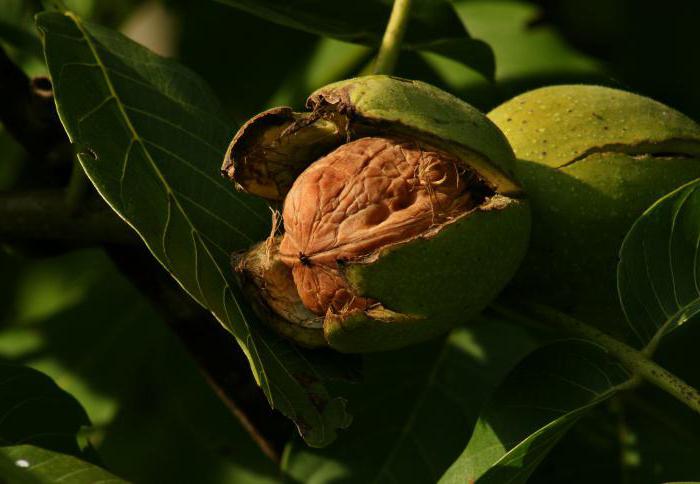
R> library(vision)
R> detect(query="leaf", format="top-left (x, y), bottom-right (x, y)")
top-left (37, 11), bottom-right (351, 447)
top-left (0, 0), bottom-right (42, 58)
top-left (0, 363), bottom-right (90, 457)
top-left (283, 318), bottom-right (537, 483)
top-left (0, 445), bottom-right (124, 483)
top-left (618, 179), bottom-right (700, 349)
top-left (267, 37), bottom-right (372, 108)
top-left (440, 340), bottom-right (633, 484)
top-left (215, 0), bottom-right (495, 79)
top-left (422, 0), bottom-right (604, 110)
top-left (615, 312), bottom-right (700, 483)
top-left (0, 249), bottom-right (281, 483)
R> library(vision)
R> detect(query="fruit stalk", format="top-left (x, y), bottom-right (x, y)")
top-left (496, 300), bottom-right (700, 415)
top-left (373, 0), bottom-right (412, 75)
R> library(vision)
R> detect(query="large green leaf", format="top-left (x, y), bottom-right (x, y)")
top-left (618, 179), bottom-right (700, 349)
top-left (282, 319), bottom-right (536, 483)
top-left (216, 0), bottom-right (495, 79)
top-left (0, 445), bottom-right (124, 483)
top-left (37, 10), bottom-right (351, 447)
top-left (0, 363), bottom-right (89, 457)
top-left (440, 341), bottom-right (633, 483)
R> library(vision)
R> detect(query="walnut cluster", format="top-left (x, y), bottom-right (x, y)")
top-left (279, 137), bottom-right (473, 315)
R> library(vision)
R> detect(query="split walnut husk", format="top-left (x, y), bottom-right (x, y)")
top-left (224, 75), bottom-right (531, 353)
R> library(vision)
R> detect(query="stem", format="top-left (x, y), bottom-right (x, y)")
top-left (0, 190), bottom-right (136, 245)
top-left (507, 301), bottom-right (700, 415)
top-left (373, 0), bottom-right (412, 75)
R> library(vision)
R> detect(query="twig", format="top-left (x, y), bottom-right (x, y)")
top-left (0, 190), bottom-right (136, 246)
top-left (496, 300), bottom-right (700, 415)
top-left (373, 0), bottom-right (412, 75)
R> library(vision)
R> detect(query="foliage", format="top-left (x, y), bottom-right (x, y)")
top-left (0, 0), bottom-right (699, 482)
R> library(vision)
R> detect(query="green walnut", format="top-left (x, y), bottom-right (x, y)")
top-left (222, 75), bottom-right (530, 352)
top-left (489, 85), bottom-right (700, 329)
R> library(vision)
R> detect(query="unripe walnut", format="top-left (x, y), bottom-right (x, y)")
top-left (224, 75), bottom-right (530, 352)
top-left (489, 85), bottom-right (700, 338)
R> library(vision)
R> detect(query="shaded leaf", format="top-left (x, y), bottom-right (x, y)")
top-left (216, 0), bottom-right (495, 79)
top-left (440, 340), bottom-right (632, 483)
top-left (618, 179), bottom-right (700, 348)
top-left (528, 405), bottom-right (621, 484)
top-left (267, 38), bottom-right (372, 108)
top-left (615, 317), bottom-right (700, 483)
top-left (0, 249), bottom-right (280, 483)
top-left (0, 363), bottom-right (89, 457)
top-left (0, 0), bottom-right (42, 58)
top-left (38, 11), bottom-right (351, 447)
top-left (618, 390), bottom-right (700, 483)
top-left (283, 318), bottom-right (537, 483)
top-left (0, 445), bottom-right (123, 483)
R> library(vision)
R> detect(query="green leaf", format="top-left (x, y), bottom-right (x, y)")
top-left (618, 179), bottom-right (700, 348)
top-left (440, 340), bottom-right (632, 484)
top-left (0, 445), bottom-right (124, 483)
top-left (37, 10), bottom-right (351, 447)
top-left (0, 363), bottom-right (89, 457)
top-left (615, 309), bottom-right (700, 483)
top-left (215, 0), bottom-right (495, 79)
top-left (283, 318), bottom-right (536, 483)
top-left (267, 37), bottom-right (372, 108)
top-left (0, 249), bottom-right (280, 483)
top-left (422, 0), bottom-right (604, 110)
top-left (0, 0), bottom-right (42, 58)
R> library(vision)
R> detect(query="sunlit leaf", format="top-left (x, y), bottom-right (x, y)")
top-left (0, 445), bottom-right (124, 483)
top-left (38, 10), bottom-right (351, 447)
top-left (618, 179), bottom-right (700, 348)
top-left (283, 319), bottom-right (536, 483)
top-left (440, 341), bottom-right (632, 483)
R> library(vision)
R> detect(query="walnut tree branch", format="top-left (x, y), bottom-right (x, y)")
top-left (0, 190), bottom-right (137, 246)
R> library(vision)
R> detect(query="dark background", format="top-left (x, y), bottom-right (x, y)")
top-left (1, 0), bottom-right (698, 482)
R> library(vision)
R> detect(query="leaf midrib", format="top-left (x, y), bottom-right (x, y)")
top-left (61, 12), bottom-right (271, 395)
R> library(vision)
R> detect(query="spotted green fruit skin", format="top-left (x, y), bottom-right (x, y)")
top-left (488, 85), bottom-right (700, 334)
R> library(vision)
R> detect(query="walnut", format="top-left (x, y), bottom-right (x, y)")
top-left (279, 137), bottom-right (473, 315)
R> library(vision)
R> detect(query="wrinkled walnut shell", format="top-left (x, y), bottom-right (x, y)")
top-left (279, 137), bottom-right (474, 315)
